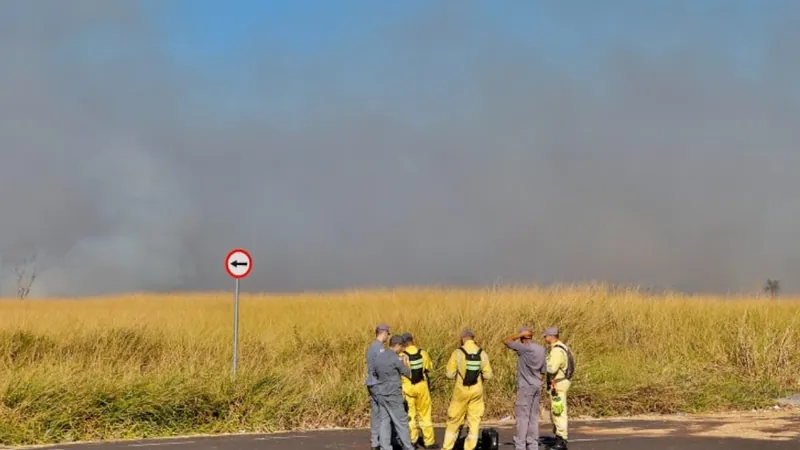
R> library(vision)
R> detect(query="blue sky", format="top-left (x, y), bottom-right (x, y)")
top-left (117, 0), bottom-right (788, 127)
top-left (143, 0), bottom-right (777, 73)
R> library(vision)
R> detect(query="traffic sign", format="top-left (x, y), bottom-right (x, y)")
top-left (224, 248), bottom-right (253, 381)
top-left (225, 248), bottom-right (252, 279)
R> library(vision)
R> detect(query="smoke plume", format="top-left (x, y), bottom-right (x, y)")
top-left (2, 1), bottom-right (799, 297)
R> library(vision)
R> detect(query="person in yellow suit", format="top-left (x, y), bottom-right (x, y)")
top-left (543, 327), bottom-right (572, 450)
top-left (400, 332), bottom-right (438, 449)
top-left (442, 329), bottom-right (493, 450)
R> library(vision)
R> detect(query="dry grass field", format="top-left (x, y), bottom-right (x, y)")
top-left (1, 285), bottom-right (798, 446)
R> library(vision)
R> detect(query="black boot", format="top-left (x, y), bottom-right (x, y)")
top-left (551, 436), bottom-right (567, 450)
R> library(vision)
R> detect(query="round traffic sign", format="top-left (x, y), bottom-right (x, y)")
top-left (225, 248), bottom-right (253, 279)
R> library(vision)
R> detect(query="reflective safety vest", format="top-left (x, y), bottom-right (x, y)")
top-left (403, 348), bottom-right (426, 384)
top-left (460, 347), bottom-right (483, 386)
top-left (552, 342), bottom-right (575, 381)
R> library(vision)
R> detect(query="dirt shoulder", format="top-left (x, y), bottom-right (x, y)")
top-left (501, 406), bottom-right (800, 441)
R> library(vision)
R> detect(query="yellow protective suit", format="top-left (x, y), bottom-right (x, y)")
top-left (441, 339), bottom-right (493, 450)
top-left (546, 340), bottom-right (571, 441)
top-left (401, 344), bottom-right (435, 447)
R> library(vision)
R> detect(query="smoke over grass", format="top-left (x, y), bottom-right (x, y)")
top-left (1, 1), bottom-right (799, 296)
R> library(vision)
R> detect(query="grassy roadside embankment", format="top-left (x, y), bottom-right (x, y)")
top-left (1, 285), bottom-right (798, 446)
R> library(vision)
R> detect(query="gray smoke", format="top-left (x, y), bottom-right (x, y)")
top-left (1, 0), bottom-right (799, 297)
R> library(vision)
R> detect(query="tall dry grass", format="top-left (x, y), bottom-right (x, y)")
top-left (0, 285), bottom-right (798, 446)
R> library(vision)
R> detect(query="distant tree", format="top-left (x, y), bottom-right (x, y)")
top-left (764, 279), bottom-right (780, 298)
top-left (14, 252), bottom-right (37, 300)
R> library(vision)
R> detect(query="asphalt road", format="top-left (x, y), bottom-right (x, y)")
top-left (12, 419), bottom-right (800, 450)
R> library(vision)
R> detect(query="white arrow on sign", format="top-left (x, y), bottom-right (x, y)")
top-left (225, 248), bottom-right (253, 279)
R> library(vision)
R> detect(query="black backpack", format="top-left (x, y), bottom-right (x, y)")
top-left (478, 428), bottom-right (499, 450)
top-left (454, 427), bottom-right (499, 450)
top-left (403, 349), bottom-right (426, 384)
top-left (459, 348), bottom-right (483, 386)
top-left (553, 343), bottom-right (575, 380)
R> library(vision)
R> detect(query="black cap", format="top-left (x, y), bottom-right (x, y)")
top-left (389, 335), bottom-right (405, 346)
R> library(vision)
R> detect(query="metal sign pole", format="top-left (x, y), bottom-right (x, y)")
top-left (225, 248), bottom-right (251, 383)
top-left (232, 277), bottom-right (240, 381)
